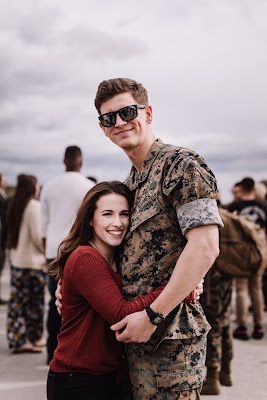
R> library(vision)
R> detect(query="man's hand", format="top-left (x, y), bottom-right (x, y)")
top-left (55, 279), bottom-right (63, 315)
top-left (110, 310), bottom-right (157, 343)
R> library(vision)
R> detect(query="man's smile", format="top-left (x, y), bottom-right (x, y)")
top-left (114, 128), bottom-right (133, 136)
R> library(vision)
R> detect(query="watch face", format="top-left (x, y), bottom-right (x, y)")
top-left (146, 306), bottom-right (164, 325)
top-left (154, 315), bottom-right (163, 325)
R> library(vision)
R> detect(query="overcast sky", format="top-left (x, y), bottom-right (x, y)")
top-left (0, 0), bottom-right (266, 203)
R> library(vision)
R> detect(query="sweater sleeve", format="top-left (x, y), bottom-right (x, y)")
top-left (27, 200), bottom-right (44, 253)
top-left (70, 250), bottom-right (166, 325)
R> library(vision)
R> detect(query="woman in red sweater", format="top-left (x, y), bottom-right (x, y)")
top-left (47, 181), bottom-right (199, 400)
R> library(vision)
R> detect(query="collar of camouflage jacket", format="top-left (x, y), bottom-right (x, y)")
top-left (127, 138), bottom-right (164, 190)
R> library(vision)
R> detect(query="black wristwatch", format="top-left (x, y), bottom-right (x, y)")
top-left (146, 305), bottom-right (165, 326)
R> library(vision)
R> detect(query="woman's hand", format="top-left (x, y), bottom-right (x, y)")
top-left (184, 279), bottom-right (204, 303)
top-left (192, 279), bottom-right (204, 303)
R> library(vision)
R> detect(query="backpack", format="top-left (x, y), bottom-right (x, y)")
top-left (215, 208), bottom-right (267, 277)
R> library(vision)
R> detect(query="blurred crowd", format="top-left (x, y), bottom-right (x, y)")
top-left (200, 176), bottom-right (267, 395)
top-left (0, 147), bottom-right (96, 358)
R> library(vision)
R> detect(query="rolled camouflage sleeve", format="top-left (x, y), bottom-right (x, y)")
top-left (163, 156), bottom-right (223, 235)
top-left (177, 198), bottom-right (223, 235)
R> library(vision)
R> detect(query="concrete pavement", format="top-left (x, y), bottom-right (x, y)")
top-left (0, 258), bottom-right (267, 400)
top-left (0, 257), bottom-right (49, 400)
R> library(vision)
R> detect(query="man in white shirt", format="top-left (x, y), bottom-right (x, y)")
top-left (41, 146), bottom-right (94, 363)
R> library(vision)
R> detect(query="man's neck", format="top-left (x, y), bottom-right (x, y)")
top-left (65, 168), bottom-right (80, 173)
top-left (241, 193), bottom-right (255, 201)
top-left (125, 134), bottom-right (156, 171)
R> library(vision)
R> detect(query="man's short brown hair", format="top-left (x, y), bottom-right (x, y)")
top-left (94, 78), bottom-right (148, 114)
top-left (240, 177), bottom-right (255, 193)
top-left (64, 146), bottom-right (82, 170)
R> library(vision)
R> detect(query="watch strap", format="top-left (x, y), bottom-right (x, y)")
top-left (146, 305), bottom-right (165, 325)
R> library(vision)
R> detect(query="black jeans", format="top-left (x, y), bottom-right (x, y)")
top-left (47, 260), bottom-right (62, 363)
top-left (47, 369), bottom-right (123, 400)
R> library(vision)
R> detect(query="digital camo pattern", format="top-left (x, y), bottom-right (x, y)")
top-left (121, 139), bottom-right (222, 340)
top-left (126, 336), bottom-right (205, 399)
top-left (200, 264), bottom-right (233, 369)
top-left (120, 139), bottom-right (222, 395)
top-left (177, 198), bottom-right (223, 236)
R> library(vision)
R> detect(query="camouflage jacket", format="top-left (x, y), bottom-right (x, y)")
top-left (120, 139), bottom-right (223, 345)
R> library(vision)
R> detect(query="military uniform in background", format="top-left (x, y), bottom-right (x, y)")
top-left (120, 139), bottom-right (223, 399)
top-left (200, 264), bottom-right (233, 395)
top-left (201, 265), bottom-right (233, 369)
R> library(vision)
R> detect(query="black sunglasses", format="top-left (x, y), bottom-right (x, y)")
top-left (99, 104), bottom-right (146, 127)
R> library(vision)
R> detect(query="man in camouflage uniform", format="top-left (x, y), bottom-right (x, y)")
top-left (94, 78), bottom-right (223, 399)
top-left (200, 264), bottom-right (233, 395)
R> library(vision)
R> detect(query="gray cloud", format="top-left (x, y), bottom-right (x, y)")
top-left (17, 6), bottom-right (63, 45)
top-left (0, 0), bottom-right (266, 205)
top-left (61, 26), bottom-right (148, 59)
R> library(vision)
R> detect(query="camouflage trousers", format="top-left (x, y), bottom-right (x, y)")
top-left (200, 265), bottom-right (233, 369)
top-left (205, 324), bottom-right (233, 369)
top-left (125, 335), bottom-right (206, 399)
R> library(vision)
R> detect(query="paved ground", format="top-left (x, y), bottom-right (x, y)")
top-left (0, 258), bottom-right (267, 400)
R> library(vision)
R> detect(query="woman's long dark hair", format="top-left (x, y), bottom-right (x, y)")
top-left (47, 181), bottom-right (133, 281)
top-left (7, 175), bottom-right (37, 249)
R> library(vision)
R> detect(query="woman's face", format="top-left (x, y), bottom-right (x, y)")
top-left (91, 193), bottom-right (130, 251)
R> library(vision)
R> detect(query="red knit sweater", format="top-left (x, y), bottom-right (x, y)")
top-left (50, 245), bottom-right (165, 374)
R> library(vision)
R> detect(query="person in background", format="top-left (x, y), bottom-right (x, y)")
top-left (228, 177), bottom-right (267, 340)
top-left (200, 197), bottom-right (234, 396)
top-left (6, 175), bottom-right (46, 353)
top-left (200, 263), bottom-right (233, 396)
top-left (255, 181), bottom-right (267, 312)
top-left (255, 182), bottom-right (267, 203)
top-left (231, 182), bottom-right (242, 202)
top-left (0, 173), bottom-right (6, 200)
top-left (87, 176), bottom-right (98, 184)
top-left (40, 145), bottom-right (94, 364)
top-left (259, 180), bottom-right (267, 201)
top-left (0, 173), bottom-right (8, 304)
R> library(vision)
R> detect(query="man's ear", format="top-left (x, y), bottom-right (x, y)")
top-left (145, 105), bottom-right (153, 124)
top-left (77, 158), bottom-right (82, 171)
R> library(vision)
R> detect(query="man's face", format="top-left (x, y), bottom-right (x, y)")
top-left (99, 92), bottom-right (152, 151)
top-left (232, 185), bottom-right (242, 201)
